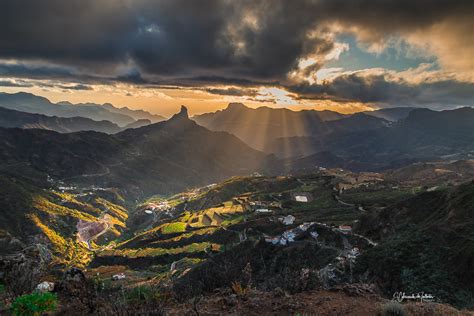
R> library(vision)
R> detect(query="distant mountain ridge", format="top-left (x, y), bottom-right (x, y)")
top-left (363, 107), bottom-right (417, 121)
top-left (0, 92), bottom-right (165, 127)
top-left (193, 103), bottom-right (346, 150)
top-left (58, 101), bottom-right (165, 123)
top-left (0, 106), bottom-right (122, 133)
top-left (193, 103), bottom-right (419, 152)
top-left (280, 107), bottom-right (474, 171)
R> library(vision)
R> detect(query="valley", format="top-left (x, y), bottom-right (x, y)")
top-left (2, 157), bottom-right (473, 314)
top-left (0, 98), bottom-right (472, 315)
top-left (1, 2), bottom-right (473, 314)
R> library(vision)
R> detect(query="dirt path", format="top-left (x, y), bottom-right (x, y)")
top-left (85, 222), bottom-right (110, 249)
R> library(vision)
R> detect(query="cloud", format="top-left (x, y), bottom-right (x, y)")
top-left (0, 0), bottom-right (472, 109)
top-left (288, 66), bottom-right (474, 108)
top-left (0, 0), bottom-right (337, 82)
top-left (0, 61), bottom-right (75, 79)
top-left (57, 84), bottom-right (93, 91)
top-left (0, 79), bottom-right (34, 88)
top-left (206, 87), bottom-right (258, 97)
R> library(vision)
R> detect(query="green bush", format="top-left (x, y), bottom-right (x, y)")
top-left (11, 292), bottom-right (58, 316)
top-left (380, 302), bottom-right (406, 316)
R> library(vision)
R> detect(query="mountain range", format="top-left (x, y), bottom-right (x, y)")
top-left (0, 106), bottom-right (122, 134)
top-left (194, 103), bottom-right (474, 171)
top-left (193, 103), bottom-right (415, 152)
top-left (193, 103), bottom-right (343, 151)
top-left (0, 92), bottom-right (165, 127)
top-left (0, 92), bottom-right (472, 175)
top-left (279, 107), bottom-right (474, 171)
top-left (0, 106), bottom-right (272, 198)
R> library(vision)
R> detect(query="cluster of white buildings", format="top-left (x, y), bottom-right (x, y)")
top-left (264, 222), bottom-right (317, 246)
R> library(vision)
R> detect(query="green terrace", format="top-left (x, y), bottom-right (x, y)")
top-left (92, 174), bottom-right (365, 273)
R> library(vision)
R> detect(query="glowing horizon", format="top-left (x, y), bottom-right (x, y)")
top-left (0, 1), bottom-right (472, 116)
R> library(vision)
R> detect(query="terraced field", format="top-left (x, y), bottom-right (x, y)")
top-left (89, 173), bottom-right (371, 285)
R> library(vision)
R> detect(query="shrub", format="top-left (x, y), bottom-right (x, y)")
top-left (380, 302), bottom-right (406, 316)
top-left (231, 281), bottom-right (249, 296)
top-left (126, 285), bottom-right (156, 303)
top-left (94, 285), bottom-right (168, 315)
top-left (11, 292), bottom-right (58, 316)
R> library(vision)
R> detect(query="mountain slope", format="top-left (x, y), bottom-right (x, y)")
top-left (363, 107), bottom-right (417, 121)
top-left (122, 119), bottom-right (152, 129)
top-left (99, 103), bottom-right (165, 123)
top-left (0, 173), bottom-right (129, 268)
top-left (356, 181), bottom-right (474, 307)
top-left (0, 106), bottom-right (122, 133)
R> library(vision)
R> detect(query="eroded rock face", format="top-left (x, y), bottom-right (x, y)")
top-left (55, 267), bottom-right (91, 309)
top-left (0, 244), bottom-right (52, 295)
top-left (55, 267), bottom-right (87, 294)
top-left (0, 230), bottom-right (24, 255)
top-left (63, 267), bottom-right (86, 284)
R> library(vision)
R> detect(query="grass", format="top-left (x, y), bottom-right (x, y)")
top-left (161, 222), bottom-right (187, 234)
top-left (29, 214), bottom-right (92, 267)
top-left (52, 191), bottom-right (101, 215)
top-left (94, 197), bottom-right (128, 220)
top-left (12, 292), bottom-right (58, 316)
top-left (380, 302), bottom-right (406, 316)
top-left (33, 195), bottom-right (97, 221)
top-left (99, 242), bottom-right (219, 258)
top-left (341, 188), bottom-right (415, 206)
top-left (221, 214), bottom-right (245, 226)
top-left (30, 214), bottom-right (67, 250)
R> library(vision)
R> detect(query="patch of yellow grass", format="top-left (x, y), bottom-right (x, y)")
top-left (33, 196), bottom-right (97, 221)
top-left (95, 197), bottom-right (128, 220)
top-left (30, 214), bottom-right (67, 250)
top-left (53, 191), bottom-right (101, 215)
top-left (29, 214), bottom-right (92, 267)
top-left (99, 242), bottom-right (220, 258)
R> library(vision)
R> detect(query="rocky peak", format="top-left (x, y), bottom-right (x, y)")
top-left (170, 105), bottom-right (189, 121)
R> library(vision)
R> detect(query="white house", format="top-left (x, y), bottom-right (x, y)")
top-left (295, 195), bottom-right (309, 202)
top-left (338, 225), bottom-right (352, 234)
top-left (280, 215), bottom-right (295, 225)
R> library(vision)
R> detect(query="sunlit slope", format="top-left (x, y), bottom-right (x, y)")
top-left (0, 175), bottom-right (129, 267)
top-left (91, 174), bottom-right (361, 271)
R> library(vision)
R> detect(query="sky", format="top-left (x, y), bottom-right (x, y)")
top-left (0, 0), bottom-right (473, 117)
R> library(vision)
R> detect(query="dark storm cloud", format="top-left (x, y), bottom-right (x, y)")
top-left (0, 78), bottom-right (93, 91)
top-left (289, 74), bottom-right (474, 107)
top-left (0, 62), bottom-right (75, 79)
top-left (0, 0), bottom-right (471, 80)
top-left (206, 87), bottom-right (258, 97)
top-left (0, 0), bottom-right (137, 69)
top-left (0, 0), bottom-right (472, 107)
top-left (57, 84), bottom-right (93, 91)
top-left (0, 80), bottom-right (33, 88)
top-left (0, 0), bottom-right (335, 80)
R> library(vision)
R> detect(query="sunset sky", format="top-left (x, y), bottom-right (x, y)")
top-left (0, 0), bottom-right (472, 117)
